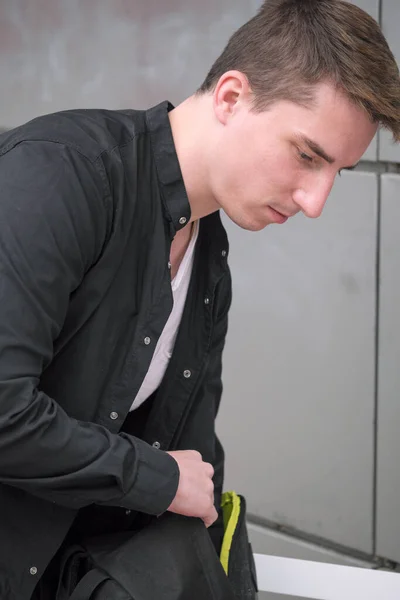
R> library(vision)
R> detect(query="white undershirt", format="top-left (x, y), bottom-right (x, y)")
top-left (129, 220), bottom-right (199, 411)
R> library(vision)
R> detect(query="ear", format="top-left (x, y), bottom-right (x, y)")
top-left (212, 71), bottom-right (252, 125)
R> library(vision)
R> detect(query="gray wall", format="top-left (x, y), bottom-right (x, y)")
top-left (216, 3), bottom-right (400, 596)
top-left (1, 1), bottom-right (399, 597)
top-left (220, 171), bottom-right (378, 555)
top-left (0, 0), bottom-right (260, 127)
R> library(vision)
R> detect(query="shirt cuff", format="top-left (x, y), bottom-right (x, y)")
top-left (121, 440), bottom-right (180, 515)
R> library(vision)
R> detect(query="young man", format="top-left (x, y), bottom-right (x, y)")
top-left (0, 0), bottom-right (399, 598)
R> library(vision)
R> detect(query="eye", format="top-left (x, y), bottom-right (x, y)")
top-left (299, 151), bottom-right (313, 164)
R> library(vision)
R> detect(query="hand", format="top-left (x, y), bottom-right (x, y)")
top-left (166, 450), bottom-right (218, 528)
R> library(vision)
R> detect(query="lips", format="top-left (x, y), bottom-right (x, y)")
top-left (268, 207), bottom-right (289, 224)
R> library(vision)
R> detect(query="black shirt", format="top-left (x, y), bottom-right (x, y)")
top-left (0, 101), bottom-right (231, 600)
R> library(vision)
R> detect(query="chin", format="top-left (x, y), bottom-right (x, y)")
top-left (229, 212), bottom-right (272, 232)
top-left (218, 200), bottom-right (273, 231)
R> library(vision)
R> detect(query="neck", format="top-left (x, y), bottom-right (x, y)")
top-left (168, 94), bottom-right (219, 222)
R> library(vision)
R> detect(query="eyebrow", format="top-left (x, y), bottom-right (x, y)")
top-left (298, 134), bottom-right (358, 170)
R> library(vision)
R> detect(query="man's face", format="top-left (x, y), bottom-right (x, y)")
top-left (208, 81), bottom-right (378, 231)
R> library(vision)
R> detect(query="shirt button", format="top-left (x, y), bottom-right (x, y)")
top-left (183, 370), bottom-right (191, 379)
top-left (126, 509), bottom-right (132, 515)
top-left (110, 412), bottom-right (119, 420)
top-left (179, 217), bottom-right (187, 225)
top-left (30, 567), bottom-right (38, 576)
top-left (144, 336), bottom-right (151, 345)
top-left (152, 441), bottom-right (161, 449)
top-left (168, 261), bottom-right (171, 269)
top-left (204, 297), bottom-right (210, 305)
top-left (221, 250), bottom-right (227, 257)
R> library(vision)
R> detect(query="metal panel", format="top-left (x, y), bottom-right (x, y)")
top-left (376, 174), bottom-right (400, 562)
top-left (217, 170), bottom-right (377, 554)
top-left (0, 0), bottom-right (261, 128)
top-left (379, 0), bottom-right (400, 163)
top-left (248, 523), bottom-right (373, 600)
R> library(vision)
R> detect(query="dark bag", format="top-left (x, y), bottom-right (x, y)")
top-left (56, 492), bottom-right (258, 600)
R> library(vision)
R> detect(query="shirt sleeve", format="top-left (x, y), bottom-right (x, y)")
top-left (0, 140), bottom-right (179, 515)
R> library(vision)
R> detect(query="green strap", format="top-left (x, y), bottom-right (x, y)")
top-left (220, 491), bottom-right (241, 575)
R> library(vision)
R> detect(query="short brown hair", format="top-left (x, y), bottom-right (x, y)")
top-left (198, 0), bottom-right (400, 142)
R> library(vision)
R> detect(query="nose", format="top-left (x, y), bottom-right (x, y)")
top-left (293, 176), bottom-right (335, 219)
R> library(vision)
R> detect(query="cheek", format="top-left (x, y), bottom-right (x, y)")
top-left (213, 141), bottom-right (253, 194)
top-left (213, 128), bottom-right (299, 200)
top-left (246, 150), bottom-right (297, 197)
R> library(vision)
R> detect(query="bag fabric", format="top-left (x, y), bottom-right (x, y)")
top-left (56, 492), bottom-right (258, 600)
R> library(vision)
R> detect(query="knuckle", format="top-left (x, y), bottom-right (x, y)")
top-left (190, 450), bottom-right (202, 460)
top-left (206, 463), bottom-right (214, 477)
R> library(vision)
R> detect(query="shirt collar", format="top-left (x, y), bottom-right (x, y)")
top-left (145, 101), bottom-right (191, 239)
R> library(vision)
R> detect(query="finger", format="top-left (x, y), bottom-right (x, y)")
top-left (203, 507), bottom-right (218, 528)
top-left (203, 516), bottom-right (213, 528)
top-left (204, 462), bottom-right (214, 478)
top-left (206, 479), bottom-right (214, 496)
